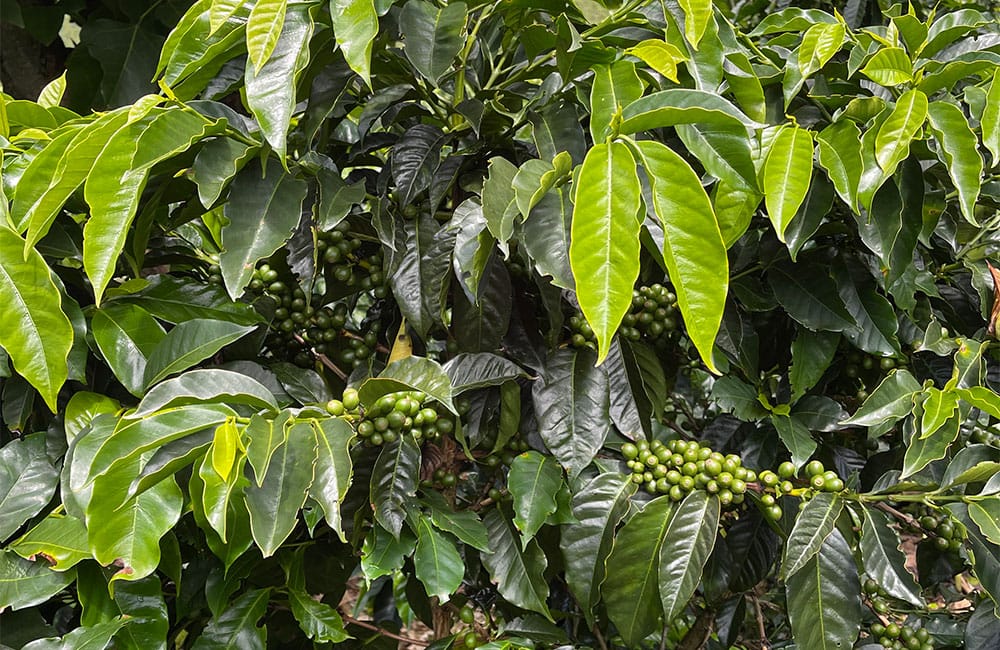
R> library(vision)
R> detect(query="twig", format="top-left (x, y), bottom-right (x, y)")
top-left (874, 501), bottom-right (920, 529)
top-left (340, 613), bottom-right (430, 647)
top-left (593, 625), bottom-right (608, 650)
top-left (293, 333), bottom-right (348, 381)
top-left (752, 594), bottom-right (768, 650)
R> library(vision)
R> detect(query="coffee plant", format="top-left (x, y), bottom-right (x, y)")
top-left (2, 0), bottom-right (1000, 648)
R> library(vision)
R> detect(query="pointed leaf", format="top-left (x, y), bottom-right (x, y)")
top-left (589, 61), bottom-right (643, 143)
top-left (860, 507), bottom-right (922, 606)
top-left (763, 126), bottom-right (814, 242)
top-left (414, 517), bottom-right (464, 602)
top-left (768, 263), bottom-right (856, 332)
top-left (481, 508), bottom-right (551, 619)
top-left (289, 589), bottom-right (350, 643)
top-left (191, 588), bottom-right (269, 650)
top-left (874, 90), bottom-right (927, 175)
top-left (927, 101), bottom-right (982, 226)
top-left (91, 304), bottom-right (166, 397)
top-left (371, 436), bottom-right (422, 538)
top-left (621, 89), bottom-right (760, 133)
top-left (132, 369), bottom-right (277, 417)
top-left (360, 356), bottom-right (456, 415)
top-left (0, 551), bottom-right (76, 611)
top-left (142, 319), bottom-right (255, 389)
top-left (399, 0), bottom-right (467, 83)
top-left (817, 120), bottom-right (863, 208)
top-left (508, 451), bottom-right (563, 547)
top-left (308, 418), bottom-right (355, 541)
top-left (11, 514), bottom-right (91, 571)
top-left (633, 140), bottom-right (727, 372)
top-left (842, 369), bottom-right (921, 427)
top-left (782, 493), bottom-right (843, 579)
top-left (570, 142), bottom-right (642, 364)
top-left (246, 0), bottom-right (287, 72)
top-left (659, 491), bottom-right (720, 622)
top-left (771, 414), bottom-right (818, 470)
top-left (0, 435), bottom-right (59, 542)
top-left (983, 69), bottom-right (1000, 168)
top-left (920, 388), bottom-right (959, 439)
top-left (861, 47), bottom-right (913, 86)
top-left (331, 0), bottom-right (378, 84)
top-left (790, 330), bottom-right (839, 402)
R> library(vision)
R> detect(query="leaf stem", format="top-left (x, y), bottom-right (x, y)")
top-left (340, 613), bottom-right (431, 647)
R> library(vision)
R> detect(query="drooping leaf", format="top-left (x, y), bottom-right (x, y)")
top-left (11, 513), bottom-right (91, 571)
top-left (288, 588), bottom-right (351, 643)
top-left (360, 356), bottom-right (456, 415)
top-left (398, 0), bottom-right (467, 83)
top-left (413, 517), bottom-right (464, 602)
top-left (633, 139), bottom-right (727, 372)
top-left (678, 0), bottom-right (712, 49)
top-left (983, 69), bottom-right (1000, 168)
top-left (370, 436), bottom-right (421, 538)
top-left (926, 101), bottom-right (982, 226)
top-left (444, 353), bottom-right (526, 394)
top-left (569, 142), bottom-right (642, 364)
top-left (508, 451), bottom-right (563, 548)
top-left (771, 414), bottom-right (818, 470)
top-left (331, 0), bottom-right (378, 85)
top-left (782, 493), bottom-right (843, 579)
top-left (219, 159), bottom-right (308, 301)
top-left (860, 507), bottom-right (922, 606)
top-left (532, 350), bottom-right (611, 478)
top-left (790, 330), bottom-right (839, 403)
top-left (0, 223), bottom-right (73, 411)
top-left (308, 418), bottom-right (355, 541)
top-left (246, 0), bottom-right (287, 72)
top-left (768, 262), bottom-right (856, 333)
top-left (602, 496), bottom-right (673, 647)
top-left (481, 507), bottom-right (551, 620)
top-left (816, 120), bottom-right (863, 209)
top-left (969, 498), bottom-right (1000, 546)
top-left (873, 89), bottom-right (927, 175)
top-left (620, 89), bottom-right (760, 133)
top-left (785, 528), bottom-right (861, 650)
top-left (659, 491), bottom-right (720, 622)
top-left (244, 423), bottom-right (318, 556)
top-left (132, 369), bottom-right (277, 417)
top-left (191, 588), bottom-right (270, 650)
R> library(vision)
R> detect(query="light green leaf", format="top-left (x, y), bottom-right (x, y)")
top-left (817, 120), bottom-right (863, 209)
top-left (676, 123), bottom-right (758, 192)
top-left (798, 22), bottom-right (845, 78)
top-left (763, 125), bottom-right (813, 242)
top-left (621, 89), bottom-right (761, 133)
top-left (678, 0), bottom-right (712, 49)
top-left (482, 508), bottom-right (551, 620)
top-left (969, 498), bottom-right (1000, 545)
top-left (983, 70), bottom-right (1000, 169)
top-left (570, 142), bottom-right (642, 364)
top-left (83, 110), bottom-right (220, 304)
top-left (87, 476), bottom-right (183, 584)
top-left (219, 159), bottom-right (308, 300)
top-left (91, 304), bottom-right (166, 397)
top-left (589, 61), bottom-right (643, 143)
top-left (919, 388), bottom-right (959, 439)
top-left (861, 47), bottom-right (913, 86)
top-left (246, 0), bottom-right (287, 72)
top-left (132, 369), bottom-right (277, 417)
top-left (11, 514), bottom-right (90, 571)
top-left (398, 0), bottom-right (467, 83)
top-left (37, 72), bottom-right (67, 108)
top-left (633, 140), bottom-right (727, 373)
top-left (628, 40), bottom-right (686, 83)
top-left (332, 0), bottom-right (378, 85)
top-left (141, 319), bottom-right (255, 389)
top-left (842, 369), bottom-right (921, 427)
top-left (958, 386), bottom-right (1000, 419)
top-left (602, 496), bottom-right (673, 647)
top-left (244, 411), bottom-right (291, 487)
top-left (0, 222), bottom-right (73, 411)
top-left (903, 413), bottom-right (960, 478)
top-left (659, 491), bottom-right (720, 622)
top-left (244, 423), bottom-right (317, 556)
top-left (210, 420), bottom-right (239, 481)
top-left (308, 418), bottom-right (355, 541)
top-left (209, 0), bottom-right (242, 33)
top-left (0, 551), bottom-right (76, 612)
top-left (508, 451), bottom-right (563, 548)
top-left (874, 89), bottom-right (927, 174)
top-left (414, 517), bottom-right (464, 602)
top-left (245, 2), bottom-right (314, 160)
top-left (860, 507), bottom-right (923, 606)
top-left (782, 493), bottom-right (843, 579)
top-left (926, 101), bottom-right (982, 226)
top-left (786, 528), bottom-right (861, 649)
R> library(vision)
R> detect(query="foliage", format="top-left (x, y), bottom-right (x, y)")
top-left (2, 0), bottom-right (1000, 648)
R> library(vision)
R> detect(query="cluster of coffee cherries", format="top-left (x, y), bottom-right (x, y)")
top-left (868, 619), bottom-right (934, 650)
top-left (756, 460), bottom-right (844, 521)
top-left (338, 389), bottom-right (455, 447)
top-left (316, 221), bottom-right (388, 298)
top-left (621, 439), bottom-right (754, 506)
top-left (454, 605), bottom-right (487, 648)
top-left (569, 283), bottom-right (680, 350)
top-left (915, 511), bottom-right (964, 556)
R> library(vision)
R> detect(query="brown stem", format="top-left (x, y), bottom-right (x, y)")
top-left (340, 613), bottom-right (430, 647)
top-left (593, 625), bottom-right (608, 650)
top-left (874, 502), bottom-right (920, 529)
top-left (293, 333), bottom-right (348, 381)
top-left (752, 594), bottom-right (768, 650)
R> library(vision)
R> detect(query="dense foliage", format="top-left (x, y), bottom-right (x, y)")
top-left (2, 0), bottom-right (1000, 648)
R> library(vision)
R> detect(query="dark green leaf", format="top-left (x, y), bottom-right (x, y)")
top-left (371, 436), bottom-right (421, 538)
top-left (786, 528), bottom-right (861, 650)
top-left (508, 451), bottom-right (563, 547)
top-left (399, 0), bottom-right (467, 83)
top-left (659, 491), bottom-right (720, 622)
top-left (860, 507), bottom-right (922, 606)
top-left (413, 517), bottom-right (464, 602)
top-left (782, 493), bottom-right (843, 579)
top-left (481, 508), bottom-right (551, 620)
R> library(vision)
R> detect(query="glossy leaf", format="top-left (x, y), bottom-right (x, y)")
top-left (903, 413), bottom-right (960, 478)
top-left (191, 588), bottom-right (269, 650)
top-left (308, 418), bottom-right (355, 541)
top-left (621, 89), bottom-right (760, 133)
top-left (244, 411), bottom-right (291, 487)
top-left (768, 263), bottom-right (856, 333)
top-left (508, 451), bottom-right (563, 547)
top-left (798, 22), bottom-right (845, 78)
top-left (790, 330), bottom-right (839, 403)
top-left (533, 350), bottom-right (611, 478)
top-left (0, 551), bottom-right (76, 612)
top-left (0, 223), bottom-right (73, 410)
top-left (142, 319), bottom-right (254, 389)
top-left (413, 517), bottom-right (464, 602)
top-left (771, 414), bottom-right (818, 470)
top-left (659, 491), bottom-right (720, 622)
top-left (785, 528), bottom-right (861, 650)
top-left (289, 589), bottom-right (350, 643)
top-left (219, 159), bottom-right (308, 301)
top-left (561, 472), bottom-right (635, 625)
top-left (860, 507), bottom-right (923, 606)
top-left (331, 0), bottom-right (378, 85)
top-left (0, 435), bottom-right (59, 543)
top-left (244, 423), bottom-right (317, 556)
top-left (763, 125), bottom-right (814, 242)
top-left (399, 0), bottom-right (467, 83)
top-left (628, 39), bottom-right (686, 83)
top-left (927, 101), bottom-right (982, 225)
top-left (444, 353), bottom-right (526, 394)
top-left (191, 137), bottom-right (254, 208)
top-left (246, 0), bottom-right (287, 72)
top-left (842, 370), bottom-right (921, 427)
top-left (481, 508), bottom-right (551, 620)
top-left (816, 120), bottom-right (863, 209)
top-left (132, 369), bottom-right (277, 417)
top-left (11, 514), bottom-right (90, 571)
top-left (782, 493), bottom-right (843, 579)
top-left (603, 496), bottom-right (673, 647)
top-left (678, 0), bottom-right (712, 49)
top-left (91, 304), bottom-right (166, 397)
top-left (983, 69), bottom-right (1000, 168)
top-left (569, 142), bottom-right (642, 364)
top-left (861, 47), bottom-right (912, 86)
top-left (969, 498), bottom-right (1000, 545)
top-left (920, 388), bottom-right (959, 439)
top-left (874, 90), bottom-right (927, 175)
top-left (633, 139), bottom-right (727, 372)
top-left (371, 436), bottom-right (421, 538)
top-left (589, 61), bottom-right (643, 143)
top-left (360, 356), bottom-right (456, 415)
